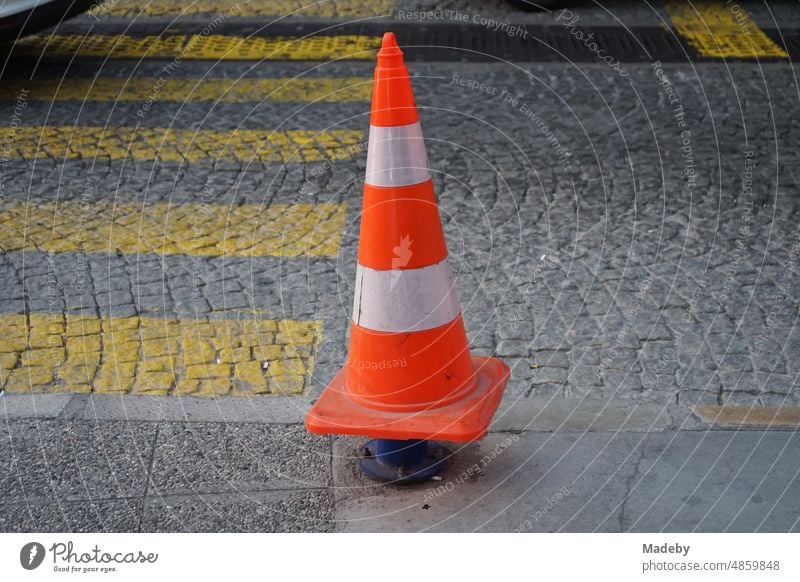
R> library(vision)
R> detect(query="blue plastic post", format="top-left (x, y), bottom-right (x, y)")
top-left (358, 437), bottom-right (447, 483)
top-left (373, 439), bottom-right (427, 467)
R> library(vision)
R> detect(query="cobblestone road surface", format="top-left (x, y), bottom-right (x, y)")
top-left (1, 0), bottom-right (799, 532)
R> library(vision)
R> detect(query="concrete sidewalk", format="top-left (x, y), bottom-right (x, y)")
top-left (2, 393), bottom-right (798, 532)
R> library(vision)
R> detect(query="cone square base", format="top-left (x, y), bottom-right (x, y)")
top-left (306, 356), bottom-right (510, 442)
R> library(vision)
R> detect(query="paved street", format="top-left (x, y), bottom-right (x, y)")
top-left (1, 0), bottom-right (800, 532)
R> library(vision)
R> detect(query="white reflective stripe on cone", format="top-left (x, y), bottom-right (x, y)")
top-left (352, 259), bottom-right (461, 333)
top-left (365, 122), bottom-right (430, 188)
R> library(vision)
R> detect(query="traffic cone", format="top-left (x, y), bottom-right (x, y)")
top-left (305, 32), bottom-right (510, 481)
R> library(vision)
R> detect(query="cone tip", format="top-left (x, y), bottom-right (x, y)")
top-left (381, 32), bottom-right (399, 49)
top-left (371, 30), bottom-right (415, 126)
top-left (378, 32), bottom-right (403, 61)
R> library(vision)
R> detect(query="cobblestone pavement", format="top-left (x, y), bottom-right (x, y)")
top-left (3, 60), bottom-right (798, 408)
top-left (1, 1), bottom-right (800, 532)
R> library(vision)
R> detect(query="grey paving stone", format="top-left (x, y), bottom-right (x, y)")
top-left (596, 348), bottom-right (642, 371)
top-left (707, 333), bottom-right (749, 355)
top-left (719, 392), bottom-right (771, 406)
top-left (0, 393), bottom-right (73, 419)
top-left (333, 432), bottom-right (649, 532)
top-left (527, 383), bottom-right (564, 399)
top-left (570, 347), bottom-right (602, 366)
top-left (0, 419), bottom-right (156, 503)
top-left (569, 364), bottom-right (603, 387)
top-left (328, 429), bottom-right (800, 532)
top-left (531, 349), bottom-right (570, 368)
top-left (641, 358), bottom-right (681, 376)
top-left (529, 366), bottom-right (568, 385)
top-left (642, 372), bottom-right (681, 392)
top-left (676, 368), bottom-right (722, 392)
top-left (623, 432), bottom-right (800, 532)
top-left (0, 499), bottom-right (142, 532)
top-left (713, 353), bottom-right (754, 373)
top-left (142, 489), bottom-right (334, 533)
top-left (602, 369), bottom-right (643, 393)
top-left (73, 394), bottom-right (309, 424)
top-left (719, 371), bottom-right (797, 395)
top-left (494, 339), bottom-right (531, 357)
top-left (677, 390), bottom-right (720, 407)
top-left (750, 344), bottom-right (789, 375)
top-left (148, 423), bottom-right (331, 495)
top-left (634, 321), bottom-right (674, 341)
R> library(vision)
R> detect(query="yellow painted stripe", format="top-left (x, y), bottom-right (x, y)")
top-left (4, 126), bottom-right (364, 163)
top-left (94, 0), bottom-right (392, 18)
top-left (17, 34), bottom-right (381, 60)
top-left (664, 0), bottom-right (787, 58)
top-left (0, 201), bottom-right (347, 257)
top-left (695, 405), bottom-right (800, 428)
top-left (0, 314), bottom-right (322, 396)
top-left (0, 77), bottom-right (372, 103)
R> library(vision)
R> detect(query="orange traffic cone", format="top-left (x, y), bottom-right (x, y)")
top-left (306, 33), bottom-right (510, 450)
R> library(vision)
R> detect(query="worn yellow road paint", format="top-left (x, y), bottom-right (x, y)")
top-left (0, 314), bottom-right (322, 396)
top-left (694, 405), bottom-right (800, 428)
top-left (5, 126), bottom-right (364, 163)
top-left (0, 201), bottom-right (347, 257)
top-left (0, 77), bottom-right (372, 104)
top-left (664, 1), bottom-right (787, 58)
top-left (17, 34), bottom-right (381, 60)
top-left (95, 0), bottom-right (392, 18)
